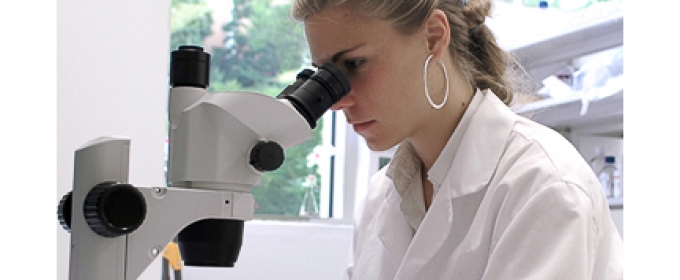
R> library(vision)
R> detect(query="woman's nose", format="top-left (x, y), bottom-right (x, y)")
top-left (330, 92), bottom-right (354, 111)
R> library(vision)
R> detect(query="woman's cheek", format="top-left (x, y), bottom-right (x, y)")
top-left (356, 67), bottom-right (387, 94)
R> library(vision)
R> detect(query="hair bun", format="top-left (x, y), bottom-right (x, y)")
top-left (461, 0), bottom-right (491, 26)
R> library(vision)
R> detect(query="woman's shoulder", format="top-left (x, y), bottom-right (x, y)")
top-left (507, 118), bottom-right (596, 185)
top-left (492, 119), bottom-right (605, 211)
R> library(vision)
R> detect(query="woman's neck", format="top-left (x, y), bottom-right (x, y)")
top-left (410, 92), bottom-right (472, 173)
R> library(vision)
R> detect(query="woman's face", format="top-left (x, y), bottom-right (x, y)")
top-left (305, 6), bottom-right (433, 151)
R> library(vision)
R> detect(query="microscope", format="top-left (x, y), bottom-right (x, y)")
top-left (57, 46), bottom-right (350, 279)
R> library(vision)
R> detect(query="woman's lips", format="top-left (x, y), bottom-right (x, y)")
top-left (352, 120), bottom-right (375, 133)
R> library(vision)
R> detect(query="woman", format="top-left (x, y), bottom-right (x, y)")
top-left (292, 0), bottom-right (623, 279)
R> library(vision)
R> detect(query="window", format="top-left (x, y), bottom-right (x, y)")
top-left (170, 0), bottom-right (341, 219)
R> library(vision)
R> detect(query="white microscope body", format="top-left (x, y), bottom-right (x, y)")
top-left (57, 46), bottom-right (350, 279)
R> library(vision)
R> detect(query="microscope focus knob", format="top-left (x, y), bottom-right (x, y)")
top-left (249, 140), bottom-right (285, 172)
top-left (83, 182), bottom-right (147, 237)
top-left (57, 191), bottom-right (73, 232)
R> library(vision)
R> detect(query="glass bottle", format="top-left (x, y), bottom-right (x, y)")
top-left (299, 175), bottom-right (319, 218)
top-left (597, 156), bottom-right (619, 198)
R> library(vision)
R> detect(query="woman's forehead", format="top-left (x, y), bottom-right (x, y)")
top-left (304, 8), bottom-right (375, 58)
top-left (304, 6), bottom-right (396, 45)
top-left (303, 4), bottom-right (369, 28)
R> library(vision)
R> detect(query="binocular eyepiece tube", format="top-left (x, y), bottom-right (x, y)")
top-left (277, 63), bottom-right (351, 129)
top-left (170, 45), bottom-right (351, 129)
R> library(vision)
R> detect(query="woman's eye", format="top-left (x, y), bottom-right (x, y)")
top-left (344, 59), bottom-right (364, 72)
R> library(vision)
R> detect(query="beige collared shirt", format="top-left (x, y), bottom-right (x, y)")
top-left (385, 89), bottom-right (486, 231)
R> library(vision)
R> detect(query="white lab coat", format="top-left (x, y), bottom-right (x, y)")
top-left (346, 90), bottom-right (623, 280)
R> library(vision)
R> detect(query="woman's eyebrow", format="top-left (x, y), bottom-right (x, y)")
top-left (311, 43), bottom-right (364, 67)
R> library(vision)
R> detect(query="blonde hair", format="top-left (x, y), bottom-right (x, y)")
top-left (291, 0), bottom-right (522, 106)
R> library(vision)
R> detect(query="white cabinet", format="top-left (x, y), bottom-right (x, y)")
top-left (506, 14), bottom-right (623, 83)
top-left (513, 89), bottom-right (623, 131)
top-left (508, 12), bottom-right (624, 134)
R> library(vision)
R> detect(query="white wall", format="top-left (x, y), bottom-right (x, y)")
top-left (57, 2), bottom-right (353, 279)
top-left (57, 1), bottom-right (171, 279)
top-left (4, 2), bottom-right (57, 279)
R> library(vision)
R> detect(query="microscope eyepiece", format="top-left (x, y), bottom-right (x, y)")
top-left (278, 63), bottom-right (351, 129)
top-left (170, 46), bottom-right (211, 88)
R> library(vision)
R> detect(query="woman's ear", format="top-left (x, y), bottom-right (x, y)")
top-left (425, 9), bottom-right (450, 60)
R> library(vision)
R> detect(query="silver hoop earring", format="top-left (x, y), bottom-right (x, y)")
top-left (423, 54), bottom-right (449, 110)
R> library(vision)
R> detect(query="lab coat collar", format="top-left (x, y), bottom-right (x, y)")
top-left (386, 141), bottom-right (427, 230)
top-left (443, 88), bottom-right (515, 198)
top-left (428, 88), bottom-right (485, 193)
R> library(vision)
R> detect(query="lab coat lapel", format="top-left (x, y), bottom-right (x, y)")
top-left (394, 188), bottom-right (454, 279)
top-left (396, 91), bottom-right (516, 279)
top-left (398, 185), bottom-right (489, 279)
top-left (374, 183), bottom-right (414, 274)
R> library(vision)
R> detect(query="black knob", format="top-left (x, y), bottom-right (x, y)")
top-left (249, 141), bottom-right (285, 172)
top-left (83, 182), bottom-right (147, 237)
top-left (57, 191), bottom-right (73, 232)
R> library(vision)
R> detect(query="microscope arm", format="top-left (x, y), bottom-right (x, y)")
top-left (65, 137), bottom-right (257, 280)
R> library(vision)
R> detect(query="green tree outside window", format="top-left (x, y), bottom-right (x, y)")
top-left (170, 0), bottom-right (322, 217)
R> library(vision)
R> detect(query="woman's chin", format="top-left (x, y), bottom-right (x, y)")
top-left (365, 138), bottom-right (399, 152)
